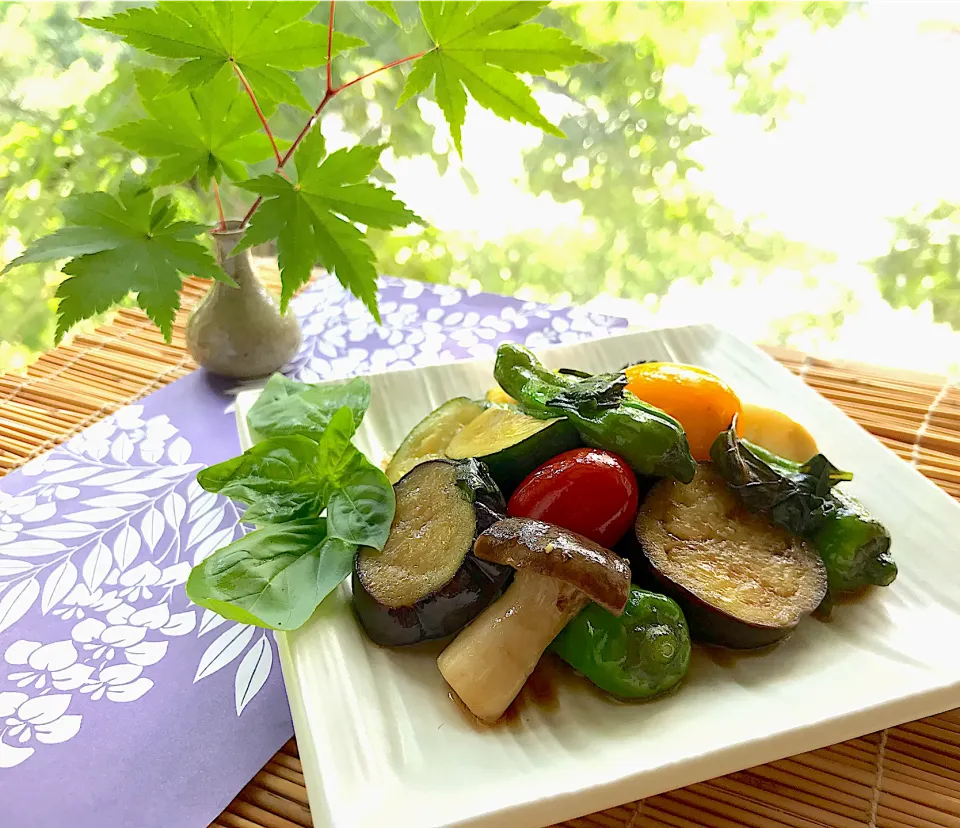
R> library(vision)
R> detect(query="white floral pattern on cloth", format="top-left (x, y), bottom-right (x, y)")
top-left (0, 407), bottom-right (252, 768)
top-left (0, 276), bottom-right (624, 774)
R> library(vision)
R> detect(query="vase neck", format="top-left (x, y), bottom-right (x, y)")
top-left (213, 222), bottom-right (254, 284)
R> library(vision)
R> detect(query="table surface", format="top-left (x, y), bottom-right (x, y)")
top-left (1, 269), bottom-right (958, 828)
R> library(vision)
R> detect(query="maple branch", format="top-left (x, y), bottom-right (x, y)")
top-left (326, 0), bottom-right (336, 93)
top-left (211, 178), bottom-right (226, 231)
top-left (334, 52), bottom-right (427, 93)
top-left (232, 62), bottom-right (283, 166)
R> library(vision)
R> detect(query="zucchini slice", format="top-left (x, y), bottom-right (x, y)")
top-left (353, 459), bottom-right (511, 646)
top-left (385, 397), bottom-right (487, 483)
top-left (444, 406), bottom-right (580, 493)
top-left (635, 464), bottom-right (827, 649)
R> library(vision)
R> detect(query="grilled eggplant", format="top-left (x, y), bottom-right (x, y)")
top-left (353, 459), bottom-right (511, 646)
top-left (635, 464), bottom-right (827, 649)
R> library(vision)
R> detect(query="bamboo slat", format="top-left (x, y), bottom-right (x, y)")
top-left (0, 274), bottom-right (958, 828)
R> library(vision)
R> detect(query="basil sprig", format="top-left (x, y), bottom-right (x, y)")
top-left (186, 378), bottom-right (394, 631)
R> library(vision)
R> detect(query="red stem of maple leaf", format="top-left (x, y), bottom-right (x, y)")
top-left (334, 52), bottom-right (426, 93)
top-left (211, 178), bottom-right (227, 231)
top-left (327, 0), bottom-right (336, 93)
top-left (232, 62), bottom-right (283, 166)
top-left (238, 1), bottom-right (429, 229)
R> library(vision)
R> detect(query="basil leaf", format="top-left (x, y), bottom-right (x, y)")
top-left (197, 436), bottom-right (326, 525)
top-left (318, 407), bottom-right (395, 550)
top-left (709, 426), bottom-right (852, 535)
top-left (247, 374), bottom-right (371, 440)
top-left (186, 518), bottom-right (355, 630)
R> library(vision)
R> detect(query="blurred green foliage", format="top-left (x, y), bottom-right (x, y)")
top-left (0, 1), bottom-right (953, 373)
top-left (871, 203), bottom-right (960, 329)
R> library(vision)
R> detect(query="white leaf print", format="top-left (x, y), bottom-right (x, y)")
top-left (35, 713), bottom-right (82, 745)
top-left (4, 496), bottom-right (36, 516)
top-left (0, 560), bottom-right (32, 577)
top-left (0, 742), bottom-right (34, 768)
top-left (52, 664), bottom-right (94, 691)
top-left (29, 523), bottom-right (95, 540)
top-left (0, 539), bottom-right (65, 558)
top-left (85, 470), bottom-right (142, 487)
top-left (124, 640), bottom-right (168, 667)
top-left (107, 476), bottom-right (175, 494)
top-left (54, 485), bottom-right (80, 500)
top-left (188, 507), bottom-right (224, 548)
top-left (42, 467), bottom-right (98, 485)
top-left (194, 624), bottom-right (255, 682)
top-left (187, 479), bottom-right (204, 500)
top-left (162, 493), bottom-right (186, 530)
top-left (168, 437), bottom-right (192, 465)
top-left (0, 579), bottom-right (39, 633)
top-left (41, 561), bottom-right (78, 614)
top-left (198, 608), bottom-right (228, 637)
top-left (83, 493), bottom-right (149, 508)
top-left (235, 634), bottom-right (273, 715)
top-left (82, 542), bottom-right (112, 590)
top-left (192, 526), bottom-right (235, 566)
top-left (140, 443), bottom-right (164, 463)
top-left (107, 677), bottom-right (152, 702)
top-left (113, 526), bottom-right (141, 571)
top-left (188, 490), bottom-right (218, 524)
top-left (154, 466), bottom-right (201, 479)
top-left (19, 694), bottom-right (71, 724)
top-left (111, 433), bottom-right (134, 463)
top-left (21, 503), bottom-right (57, 523)
top-left (140, 508), bottom-right (164, 551)
top-left (128, 603), bottom-right (168, 630)
top-left (64, 508), bottom-right (127, 523)
top-left (37, 459), bottom-right (75, 473)
top-left (161, 611), bottom-right (196, 637)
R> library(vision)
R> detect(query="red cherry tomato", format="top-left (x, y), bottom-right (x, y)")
top-left (507, 448), bottom-right (639, 548)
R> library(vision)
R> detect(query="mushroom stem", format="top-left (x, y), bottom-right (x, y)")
top-left (437, 569), bottom-right (589, 723)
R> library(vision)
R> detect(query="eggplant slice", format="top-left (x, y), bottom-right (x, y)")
top-left (353, 459), bottom-right (511, 646)
top-left (635, 464), bottom-right (826, 649)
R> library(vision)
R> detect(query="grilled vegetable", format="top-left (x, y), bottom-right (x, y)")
top-left (444, 405), bottom-right (580, 494)
top-left (493, 344), bottom-right (696, 483)
top-left (625, 362), bottom-right (741, 461)
top-left (551, 585), bottom-right (690, 699)
top-left (737, 439), bottom-right (896, 598)
top-left (736, 403), bottom-right (818, 464)
top-left (710, 425), bottom-right (852, 536)
top-left (635, 465), bottom-right (827, 648)
top-left (438, 518), bottom-right (631, 722)
top-left (352, 459), bottom-right (511, 646)
top-left (485, 386), bottom-right (516, 405)
top-left (385, 397), bottom-right (486, 483)
top-left (508, 448), bottom-right (639, 547)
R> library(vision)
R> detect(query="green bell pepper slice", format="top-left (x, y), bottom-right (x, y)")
top-left (551, 586), bottom-right (691, 700)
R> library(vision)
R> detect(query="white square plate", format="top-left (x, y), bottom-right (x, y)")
top-left (234, 325), bottom-right (960, 828)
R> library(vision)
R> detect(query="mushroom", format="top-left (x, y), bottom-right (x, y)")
top-left (436, 517), bottom-right (631, 723)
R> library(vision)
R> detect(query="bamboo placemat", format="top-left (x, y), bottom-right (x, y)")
top-left (1, 271), bottom-right (958, 828)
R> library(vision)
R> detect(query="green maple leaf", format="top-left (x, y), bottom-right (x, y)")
top-left (105, 69), bottom-right (281, 187)
top-left (2, 178), bottom-right (230, 342)
top-left (367, 1), bottom-right (403, 28)
top-left (81, 1), bottom-right (365, 110)
top-left (236, 129), bottom-right (421, 319)
top-left (398, 1), bottom-right (602, 155)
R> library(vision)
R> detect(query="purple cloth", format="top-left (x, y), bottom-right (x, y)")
top-left (0, 276), bottom-right (624, 828)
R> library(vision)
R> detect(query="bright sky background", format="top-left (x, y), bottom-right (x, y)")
top-left (376, 2), bottom-right (960, 374)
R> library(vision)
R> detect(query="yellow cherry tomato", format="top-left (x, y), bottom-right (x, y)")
top-left (736, 403), bottom-right (818, 463)
top-left (485, 386), bottom-right (516, 405)
top-left (624, 362), bottom-right (741, 461)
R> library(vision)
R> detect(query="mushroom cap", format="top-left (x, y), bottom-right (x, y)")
top-left (474, 518), bottom-right (631, 615)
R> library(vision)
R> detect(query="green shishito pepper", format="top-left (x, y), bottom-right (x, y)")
top-left (493, 344), bottom-right (696, 483)
top-left (740, 438), bottom-right (897, 595)
top-left (551, 586), bottom-right (691, 700)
